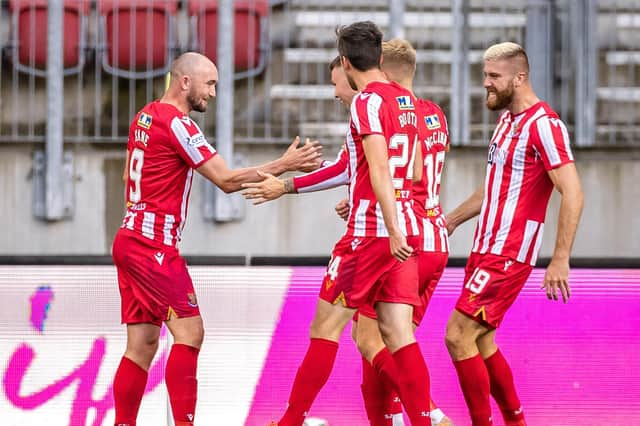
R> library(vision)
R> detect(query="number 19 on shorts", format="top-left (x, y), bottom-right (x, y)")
top-left (465, 268), bottom-right (490, 294)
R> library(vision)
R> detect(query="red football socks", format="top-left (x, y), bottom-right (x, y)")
top-left (390, 342), bottom-right (431, 426)
top-left (484, 350), bottom-right (525, 425)
top-left (279, 338), bottom-right (339, 426)
top-left (165, 344), bottom-right (200, 425)
top-left (361, 356), bottom-right (387, 426)
top-left (113, 356), bottom-right (148, 426)
top-left (369, 348), bottom-right (403, 425)
top-left (453, 354), bottom-right (493, 426)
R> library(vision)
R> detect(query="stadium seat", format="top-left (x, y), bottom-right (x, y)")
top-left (188, 0), bottom-right (269, 79)
top-left (7, 0), bottom-right (89, 76)
top-left (98, 0), bottom-right (179, 79)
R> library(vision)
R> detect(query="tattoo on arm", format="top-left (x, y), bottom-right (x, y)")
top-left (284, 178), bottom-right (296, 194)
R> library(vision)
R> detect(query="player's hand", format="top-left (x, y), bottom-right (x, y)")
top-left (389, 231), bottom-right (413, 262)
top-left (241, 171), bottom-right (285, 204)
top-left (282, 136), bottom-right (323, 172)
top-left (335, 198), bottom-right (350, 221)
top-left (541, 257), bottom-right (571, 303)
top-left (445, 215), bottom-right (457, 236)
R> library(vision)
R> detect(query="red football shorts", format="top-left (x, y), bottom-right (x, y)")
top-left (112, 229), bottom-right (200, 326)
top-left (319, 235), bottom-right (420, 309)
top-left (357, 250), bottom-right (448, 325)
top-left (455, 252), bottom-right (533, 328)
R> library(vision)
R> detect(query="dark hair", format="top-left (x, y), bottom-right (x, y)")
top-left (329, 55), bottom-right (342, 71)
top-left (335, 21), bottom-right (382, 72)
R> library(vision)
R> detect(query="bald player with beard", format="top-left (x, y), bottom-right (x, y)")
top-left (111, 52), bottom-right (321, 426)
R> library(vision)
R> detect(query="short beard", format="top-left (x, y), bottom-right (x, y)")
top-left (486, 84), bottom-right (514, 111)
top-left (187, 91), bottom-right (207, 113)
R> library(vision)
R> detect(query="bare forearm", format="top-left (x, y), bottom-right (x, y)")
top-left (219, 160), bottom-right (288, 193)
top-left (552, 188), bottom-right (584, 260)
top-left (446, 187), bottom-right (484, 229)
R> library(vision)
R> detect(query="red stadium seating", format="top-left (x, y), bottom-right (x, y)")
top-left (98, 0), bottom-right (179, 79)
top-left (7, 0), bottom-right (90, 76)
top-left (188, 0), bottom-right (269, 79)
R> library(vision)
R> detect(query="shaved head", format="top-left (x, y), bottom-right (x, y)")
top-left (166, 52), bottom-right (218, 113)
top-left (170, 52), bottom-right (215, 81)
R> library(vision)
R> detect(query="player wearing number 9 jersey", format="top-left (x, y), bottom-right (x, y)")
top-left (110, 52), bottom-right (321, 426)
top-left (444, 43), bottom-right (583, 426)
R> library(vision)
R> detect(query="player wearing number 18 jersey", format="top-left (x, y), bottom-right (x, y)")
top-left (444, 43), bottom-right (583, 426)
top-left (111, 52), bottom-right (321, 426)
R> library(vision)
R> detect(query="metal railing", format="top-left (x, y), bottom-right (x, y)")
top-left (0, 0), bottom-right (638, 147)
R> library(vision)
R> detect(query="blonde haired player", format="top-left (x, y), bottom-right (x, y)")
top-left (444, 42), bottom-right (583, 426)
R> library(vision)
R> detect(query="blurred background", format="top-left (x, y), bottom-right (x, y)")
top-left (0, 1), bottom-right (638, 425)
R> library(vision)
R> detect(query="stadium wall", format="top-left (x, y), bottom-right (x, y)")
top-left (0, 144), bottom-right (638, 259)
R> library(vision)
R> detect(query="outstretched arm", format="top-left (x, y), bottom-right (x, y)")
top-left (444, 186), bottom-right (484, 236)
top-left (242, 145), bottom-right (350, 204)
top-left (542, 163), bottom-right (584, 303)
top-left (197, 136), bottom-right (322, 193)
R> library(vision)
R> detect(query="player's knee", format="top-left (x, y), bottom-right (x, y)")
top-left (189, 322), bottom-right (205, 348)
top-left (378, 320), bottom-right (412, 352)
top-left (355, 335), bottom-right (376, 360)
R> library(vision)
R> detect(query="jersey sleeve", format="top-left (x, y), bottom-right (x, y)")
top-left (293, 145), bottom-right (350, 193)
top-left (530, 115), bottom-right (574, 170)
top-left (168, 116), bottom-right (217, 168)
top-left (349, 92), bottom-right (385, 138)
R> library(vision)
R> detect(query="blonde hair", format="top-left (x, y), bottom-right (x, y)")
top-left (483, 42), bottom-right (529, 71)
top-left (382, 38), bottom-right (416, 77)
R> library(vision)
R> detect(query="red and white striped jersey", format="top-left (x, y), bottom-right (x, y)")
top-left (414, 98), bottom-right (450, 253)
top-left (345, 81), bottom-right (421, 238)
top-left (293, 144), bottom-right (350, 192)
top-left (121, 100), bottom-right (217, 248)
top-left (472, 101), bottom-right (574, 265)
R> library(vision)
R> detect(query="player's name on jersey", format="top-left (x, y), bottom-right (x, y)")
top-left (399, 111), bottom-right (417, 128)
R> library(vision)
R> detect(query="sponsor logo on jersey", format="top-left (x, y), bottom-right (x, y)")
top-left (396, 95), bottom-right (415, 110)
top-left (127, 202), bottom-right (146, 211)
top-left (134, 129), bottom-right (149, 147)
top-left (187, 293), bottom-right (198, 308)
top-left (425, 114), bottom-right (441, 130)
top-left (487, 142), bottom-right (508, 165)
top-left (137, 112), bottom-right (152, 129)
top-left (185, 133), bottom-right (206, 148)
top-left (360, 93), bottom-right (371, 100)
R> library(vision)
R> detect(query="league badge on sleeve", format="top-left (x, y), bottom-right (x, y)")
top-left (137, 112), bottom-right (152, 129)
top-left (396, 95), bottom-right (415, 110)
top-left (425, 114), bottom-right (441, 130)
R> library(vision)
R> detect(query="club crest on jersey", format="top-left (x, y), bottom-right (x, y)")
top-left (137, 112), bottom-right (152, 129)
top-left (187, 293), bottom-right (198, 308)
top-left (425, 114), bottom-right (441, 130)
top-left (396, 95), bottom-right (414, 110)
